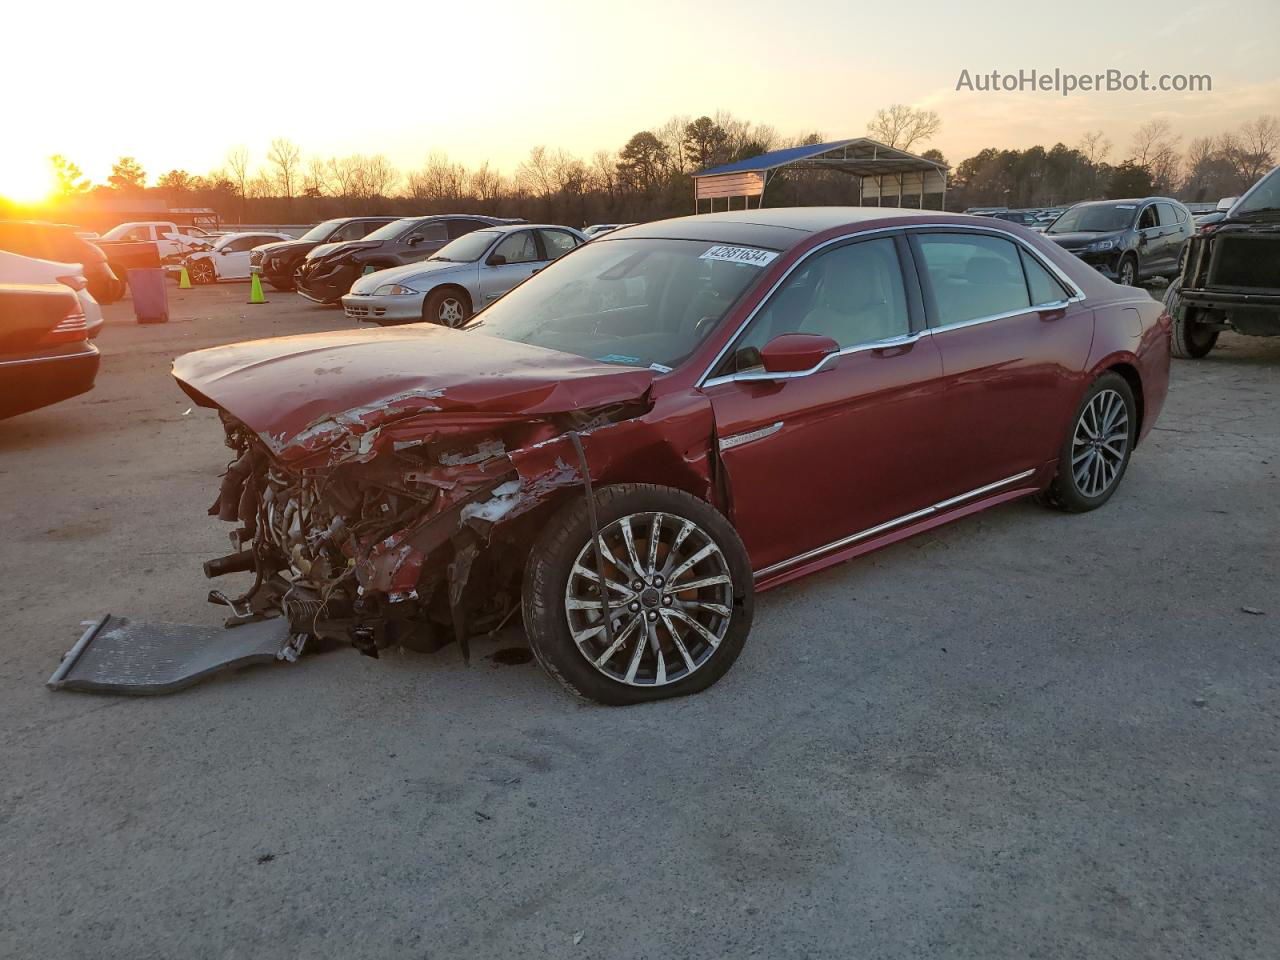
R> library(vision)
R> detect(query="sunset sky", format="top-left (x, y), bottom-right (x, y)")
top-left (3, 0), bottom-right (1276, 201)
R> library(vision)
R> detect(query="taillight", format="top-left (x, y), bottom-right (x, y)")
top-left (40, 305), bottom-right (89, 345)
top-left (57, 274), bottom-right (88, 291)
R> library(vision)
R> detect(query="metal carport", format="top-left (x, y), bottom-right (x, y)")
top-left (692, 138), bottom-right (948, 212)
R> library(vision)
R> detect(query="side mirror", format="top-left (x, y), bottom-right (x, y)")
top-left (488, 254), bottom-right (507, 266)
top-left (759, 333), bottom-right (839, 374)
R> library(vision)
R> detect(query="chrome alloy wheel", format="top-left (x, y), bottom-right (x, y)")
top-left (565, 512), bottom-right (734, 688)
top-left (1071, 388), bottom-right (1130, 498)
top-left (438, 296), bottom-right (465, 326)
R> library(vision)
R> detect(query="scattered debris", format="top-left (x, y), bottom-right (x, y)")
top-left (256, 853), bottom-right (275, 864)
top-left (1241, 606), bottom-right (1265, 616)
top-left (1192, 697), bottom-right (1207, 708)
top-left (573, 931), bottom-right (584, 945)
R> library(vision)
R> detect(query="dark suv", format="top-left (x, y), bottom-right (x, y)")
top-left (295, 215), bottom-right (523, 304)
top-left (0, 220), bottom-right (123, 304)
top-left (1045, 198), bottom-right (1193, 286)
top-left (1166, 165), bottom-right (1280, 358)
top-left (251, 217), bottom-right (398, 291)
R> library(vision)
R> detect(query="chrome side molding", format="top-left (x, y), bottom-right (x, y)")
top-left (753, 468), bottom-right (1037, 579)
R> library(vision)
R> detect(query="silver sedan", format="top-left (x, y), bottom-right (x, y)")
top-left (341, 224), bottom-right (586, 326)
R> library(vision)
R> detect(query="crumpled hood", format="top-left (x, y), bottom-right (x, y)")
top-left (1047, 230), bottom-right (1121, 250)
top-left (350, 259), bottom-right (473, 295)
top-left (172, 325), bottom-right (655, 461)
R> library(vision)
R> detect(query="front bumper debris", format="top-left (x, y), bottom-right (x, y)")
top-left (48, 614), bottom-right (305, 695)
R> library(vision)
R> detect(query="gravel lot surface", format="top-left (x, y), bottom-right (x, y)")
top-left (2, 283), bottom-right (1277, 959)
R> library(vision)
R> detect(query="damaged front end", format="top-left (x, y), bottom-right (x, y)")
top-left (193, 385), bottom-right (651, 661)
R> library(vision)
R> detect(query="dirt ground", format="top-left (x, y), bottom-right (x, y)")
top-left (1, 281), bottom-right (1277, 959)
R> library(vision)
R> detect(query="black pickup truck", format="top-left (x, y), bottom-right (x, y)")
top-left (1167, 165), bottom-right (1280, 358)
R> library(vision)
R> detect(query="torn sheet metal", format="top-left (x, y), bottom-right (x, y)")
top-left (48, 615), bottom-right (299, 695)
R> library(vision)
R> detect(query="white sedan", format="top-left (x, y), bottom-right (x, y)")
top-left (0, 249), bottom-right (103, 338)
top-left (183, 232), bottom-right (294, 284)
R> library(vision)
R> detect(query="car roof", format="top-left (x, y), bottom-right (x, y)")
top-left (607, 207), bottom-right (1026, 250)
top-left (478, 223), bottom-right (581, 234)
top-left (1072, 197), bottom-right (1183, 206)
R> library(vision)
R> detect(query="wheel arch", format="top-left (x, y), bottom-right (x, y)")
top-left (428, 283), bottom-right (473, 311)
top-left (1101, 360), bottom-right (1145, 443)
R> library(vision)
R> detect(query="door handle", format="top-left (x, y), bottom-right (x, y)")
top-left (1038, 306), bottom-right (1067, 322)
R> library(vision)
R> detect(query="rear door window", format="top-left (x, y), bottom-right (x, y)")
top-left (447, 219), bottom-right (489, 239)
top-left (405, 221), bottom-right (449, 243)
top-left (1019, 248), bottom-right (1071, 305)
top-left (1156, 203), bottom-right (1180, 227)
top-left (538, 229), bottom-right (580, 260)
top-left (914, 233), bottom-right (1032, 326)
top-left (491, 230), bottom-right (540, 265)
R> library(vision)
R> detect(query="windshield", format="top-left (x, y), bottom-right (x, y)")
top-left (300, 219), bottom-right (344, 242)
top-left (100, 223), bottom-right (142, 241)
top-left (1048, 204), bottom-right (1137, 234)
top-left (1233, 167), bottom-right (1280, 216)
top-left (465, 238), bottom-right (770, 369)
top-left (430, 231), bottom-right (499, 263)
top-left (363, 218), bottom-right (418, 242)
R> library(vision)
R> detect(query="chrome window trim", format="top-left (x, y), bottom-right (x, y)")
top-left (696, 223), bottom-right (1085, 388)
top-left (753, 468), bottom-right (1037, 579)
top-left (702, 329), bottom-right (932, 389)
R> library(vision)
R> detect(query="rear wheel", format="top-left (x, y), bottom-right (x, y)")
top-left (522, 484), bottom-right (754, 705)
top-left (1041, 372), bottom-right (1136, 513)
top-left (1166, 279), bottom-right (1219, 359)
top-left (423, 288), bottom-right (471, 327)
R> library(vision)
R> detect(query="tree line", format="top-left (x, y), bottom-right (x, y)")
top-left (29, 108), bottom-right (1280, 229)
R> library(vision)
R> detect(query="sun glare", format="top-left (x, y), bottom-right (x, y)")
top-left (0, 158), bottom-right (54, 205)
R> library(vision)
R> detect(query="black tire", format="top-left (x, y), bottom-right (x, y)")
top-left (1041, 372), bottom-right (1137, 513)
top-left (1117, 254), bottom-right (1138, 286)
top-left (422, 287), bottom-right (471, 327)
top-left (522, 483), bottom-right (754, 705)
top-left (1166, 278), bottom-right (1219, 359)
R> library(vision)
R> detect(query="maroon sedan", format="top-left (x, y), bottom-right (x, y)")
top-left (173, 208), bottom-right (1170, 705)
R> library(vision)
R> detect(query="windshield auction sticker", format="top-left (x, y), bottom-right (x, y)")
top-left (700, 244), bottom-right (779, 267)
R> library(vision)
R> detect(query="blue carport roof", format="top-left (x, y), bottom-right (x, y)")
top-left (695, 139), bottom-right (861, 177)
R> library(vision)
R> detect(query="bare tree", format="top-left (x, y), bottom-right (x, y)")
top-left (1130, 119), bottom-right (1182, 192)
top-left (226, 146), bottom-right (251, 222)
top-left (353, 154), bottom-right (398, 199)
top-left (267, 137), bottom-right (302, 205)
top-left (1220, 115), bottom-right (1279, 188)
top-left (408, 152), bottom-right (468, 207)
top-left (470, 162), bottom-right (503, 211)
top-left (867, 105), bottom-right (941, 151)
top-left (1078, 130), bottom-right (1112, 165)
top-left (303, 156), bottom-right (330, 197)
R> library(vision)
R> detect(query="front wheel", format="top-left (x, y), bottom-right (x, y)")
top-left (1041, 372), bottom-right (1137, 513)
top-left (1117, 255), bottom-right (1138, 286)
top-left (1166, 279), bottom-right (1219, 359)
top-left (189, 259), bottom-right (217, 285)
top-left (423, 288), bottom-right (471, 327)
top-left (523, 484), bottom-right (754, 705)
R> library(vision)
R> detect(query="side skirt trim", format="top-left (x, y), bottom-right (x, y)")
top-left (753, 468), bottom-right (1037, 580)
